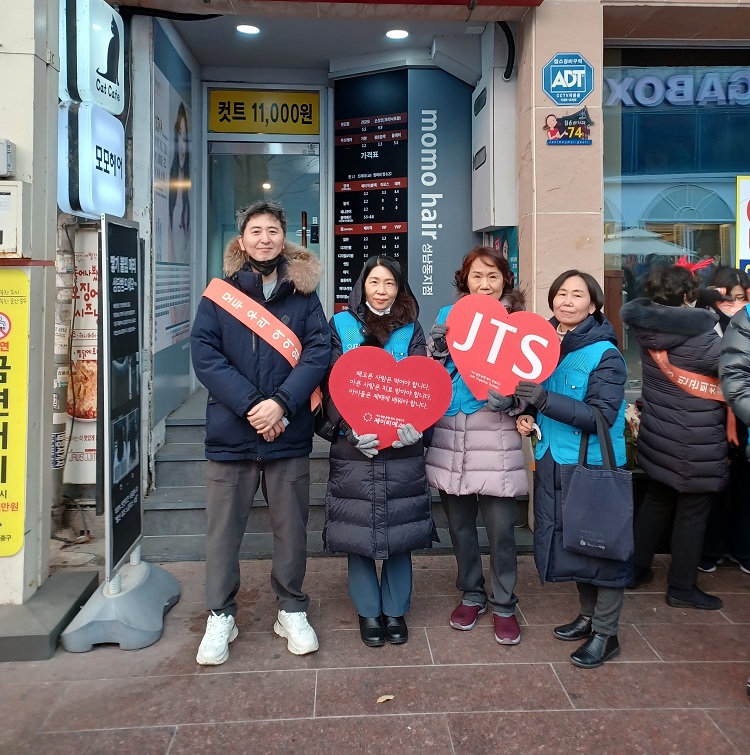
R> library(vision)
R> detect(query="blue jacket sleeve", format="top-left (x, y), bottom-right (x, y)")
top-left (271, 293), bottom-right (332, 417)
top-left (542, 348), bottom-right (626, 433)
top-left (190, 296), bottom-right (264, 417)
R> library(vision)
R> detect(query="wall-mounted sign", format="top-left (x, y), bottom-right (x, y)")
top-left (0, 270), bottom-right (29, 557)
top-left (60, 0), bottom-right (125, 116)
top-left (58, 102), bottom-right (126, 220)
top-left (543, 107), bottom-right (594, 145)
top-left (604, 67), bottom-right (750, 108)
top-left (543, 53), bottom-right (594, 106)
top-left (208, 89), bottom-right (319, 134)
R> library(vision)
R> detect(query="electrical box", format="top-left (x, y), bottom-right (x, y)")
top-left (0, 181), bottom-right (32, 258)
top-left (0, 139), bottom-right (16, 178)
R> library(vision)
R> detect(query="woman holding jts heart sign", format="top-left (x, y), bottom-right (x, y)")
top-left (322, 256), bottom-right (436, 648)
top-left (425, 246), bottom-right (529, 646)
top-left (515, 270), bottom-right (630, 669)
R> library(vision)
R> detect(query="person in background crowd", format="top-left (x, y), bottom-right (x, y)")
top-left (425, 246), bottom-right (528, 645)
top-left (621, 264), bottom-right (727, 610)
top-left (322, 256), bottom-right (435, 648)
top-left (699, 267), bottom-right (750, 574)
top-left (191, 200), bottom-right (331, 665)
top-left (718, 295), bottom-right (750, 698)
top-left (516, 270), bottom-right (629, 668)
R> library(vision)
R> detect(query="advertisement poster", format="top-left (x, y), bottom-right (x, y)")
top-left (153, 20), bottom-right (192, 351)
top-left (492, 227), bottom-right (519, 286)
top-left (100, 219), bottom-right (142, 574)
top-left (0, 270), bottom-right (30, 557)
top-left (737, 176), bottom-right (750, 273)
top-left (64, 230), bottom-right (99, 485)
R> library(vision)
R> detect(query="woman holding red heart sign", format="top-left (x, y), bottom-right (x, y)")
top-left (322, 256), bottom-right (436, 648)
top-left (425, 246), bottom-right (529, 646)
top-left (515, 270), bottom-right (629, 669)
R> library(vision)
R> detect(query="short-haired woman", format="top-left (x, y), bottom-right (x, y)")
top-left (515, 270), bottom-right (629, 668)
top-left (621, 265), bottom-right (727, 609)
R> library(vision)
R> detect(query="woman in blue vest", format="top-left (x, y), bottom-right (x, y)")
top-left (514, 270), bottom-right (630, 669)
top-left (322, 256), bottom-right (435, 647)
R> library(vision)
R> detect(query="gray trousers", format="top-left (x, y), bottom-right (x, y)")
top-left (204, 456), bottom-right (311, 617)
top-left (577, 583), bottom-right (624, 636)
top-left (441, 492), bottom-right (519, 616)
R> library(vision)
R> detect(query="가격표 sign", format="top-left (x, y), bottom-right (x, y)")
top-left (328, 347), bottom-right (452, 449)
top-left (445, 294), bottom-right (560, 400)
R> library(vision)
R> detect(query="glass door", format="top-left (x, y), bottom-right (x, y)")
top-left (207, 141), bottom-right (321, 282)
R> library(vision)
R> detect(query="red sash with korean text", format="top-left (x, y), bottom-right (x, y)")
top-left (202, 278), bottom-right (322, 412)
top-left (648, 349), bottom-right (725, 403)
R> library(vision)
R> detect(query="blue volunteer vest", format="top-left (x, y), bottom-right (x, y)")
top-left (333, 310), bottom-right (414, 360)
top-left (534, 340), bottom-right (627, 466)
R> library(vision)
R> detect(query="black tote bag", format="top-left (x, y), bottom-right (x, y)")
top-left (560, 406), bottom-right (634, 562)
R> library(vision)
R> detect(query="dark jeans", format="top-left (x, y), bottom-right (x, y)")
top-left (204, 456), bottom-right (311, 617)
top-left (702, 426), bottom-right (750, 561)
top-left (633, 477), bottom-right (714, 591)
top-left (440, 491), bottom-right (519, 616)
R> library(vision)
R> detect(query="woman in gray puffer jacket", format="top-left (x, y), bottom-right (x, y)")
top-left (621, 265), bottom-right (727, 611)
top-left (322, 256), bottom-right (435, 648)
top-left (425, 246), bottom-right (528, 646)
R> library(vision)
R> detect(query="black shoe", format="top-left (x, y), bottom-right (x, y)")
top-left (666, 586), bottom-right (723, 610)
top-left (358, 615), bottom-right (385, 647)
top-left (570, 633), bottom-right (620, 669)
top-left (383, 615), bottom-right (408, 644)
top-left (628, 565), bottom-right (654, 589)
top-left (554, 614), bottom-right (593, 642)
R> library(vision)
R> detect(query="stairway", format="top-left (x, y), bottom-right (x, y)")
top-left (142, 388), bottom-right (532, 562)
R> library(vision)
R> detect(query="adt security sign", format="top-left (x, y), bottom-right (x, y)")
top-left (543, 53), bottom-right (594, 106)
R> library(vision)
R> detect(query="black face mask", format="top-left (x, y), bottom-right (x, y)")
top-left (247, 255), bottom-right (282, 277)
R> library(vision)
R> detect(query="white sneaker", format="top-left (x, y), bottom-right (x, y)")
top-left (273, 610), bottom-right (319, 655)
top-left (196, 612), bottom-right (238, 666)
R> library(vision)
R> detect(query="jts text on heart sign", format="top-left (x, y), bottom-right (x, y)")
top-left (445, 294), bottom-right (560, 400)
top-left (328, 347), bottom-right (452, 449)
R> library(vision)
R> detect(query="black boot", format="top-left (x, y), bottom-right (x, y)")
top-left (570, 633), bottom-right (620, 669)
top-left (666, 586), bottom-right (723, 610)
top-left (554, 614), bottom-right (592, 641)
top-left (383, 615), bottom-right (408, 644)
top-left (358, 615), bottom-right (385, 647)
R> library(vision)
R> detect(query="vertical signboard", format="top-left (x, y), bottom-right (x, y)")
top-left (99, 217), bottom-right (142, 576)
top-left (407, 69), bottom-right (477, 330)
top-left (0, 270), bottom-right (29, 557)
top-left (737, 176), bottom-right (750, 272)
top-left (333, 71), bottom-right (409, 311)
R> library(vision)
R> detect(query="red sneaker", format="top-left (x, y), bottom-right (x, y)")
top-left (494, 614), bottom-right (521, 645)
top-left (449, 603), bottom-right (487, 630)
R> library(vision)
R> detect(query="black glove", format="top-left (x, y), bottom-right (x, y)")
top-left (697, 287), bottom-right (732, 309)
top-left (429, 322), bottom-right (449, 356)
top-left (487, 390), bottom-right (514, 413)
top-left (746, 444), bottom-right (750, 463)
top-left (514, 381), bottom-right (548, 412)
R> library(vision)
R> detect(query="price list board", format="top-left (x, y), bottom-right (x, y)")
top-left (334, 71), bottom-right (409, 310)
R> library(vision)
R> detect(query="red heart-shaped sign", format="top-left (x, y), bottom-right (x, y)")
top-left (445, 294), bottom-right (560, 400)
top-left (328, 346), bottom-right (453, 448)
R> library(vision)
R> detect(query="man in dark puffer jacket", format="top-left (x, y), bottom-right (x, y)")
top-left (621, 265), bottom-right (727, 611)
top-left (718, 302), bottom-right (750, 698)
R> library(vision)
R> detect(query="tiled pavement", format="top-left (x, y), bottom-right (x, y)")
top-left (2, 553), bottom-right (749, 754)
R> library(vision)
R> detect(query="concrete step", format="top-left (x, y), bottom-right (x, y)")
top-left (141, 526), bottom-right (535, 563)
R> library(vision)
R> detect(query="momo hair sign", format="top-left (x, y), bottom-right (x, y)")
top-left (60, 0), bottom-right (125, 116)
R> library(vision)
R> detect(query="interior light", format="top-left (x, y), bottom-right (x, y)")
top-left (386, 29), bottom-right (409, 40)
top-left (262, 182), bottom-right (271, 190)
top-left (237, 25), bottom-right (260, 35)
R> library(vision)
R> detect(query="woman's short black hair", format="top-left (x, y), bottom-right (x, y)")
top-left (710, 266), bottom-right (750, 295)
top-left (547, 269), bottom-right (605, 321)
top-left (360, 255), bottom-right (405, 292)
top-left (643, 265), bottom-right (698, 306)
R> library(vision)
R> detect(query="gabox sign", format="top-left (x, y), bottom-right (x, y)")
top-left (445, 295), bottom-right (560, 399)
top-left (60, 0), bottom-right (125, 116)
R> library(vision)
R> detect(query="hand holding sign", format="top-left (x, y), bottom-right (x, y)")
top-left (445, 294), bottom-right (560, 400)
top-left (328, 347), bottom-right (452, 449)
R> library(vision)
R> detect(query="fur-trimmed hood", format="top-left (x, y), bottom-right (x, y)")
top-left (223, 238), bottom-right (322, 295)
top-left (621, 297), bottom-right (718, 336)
